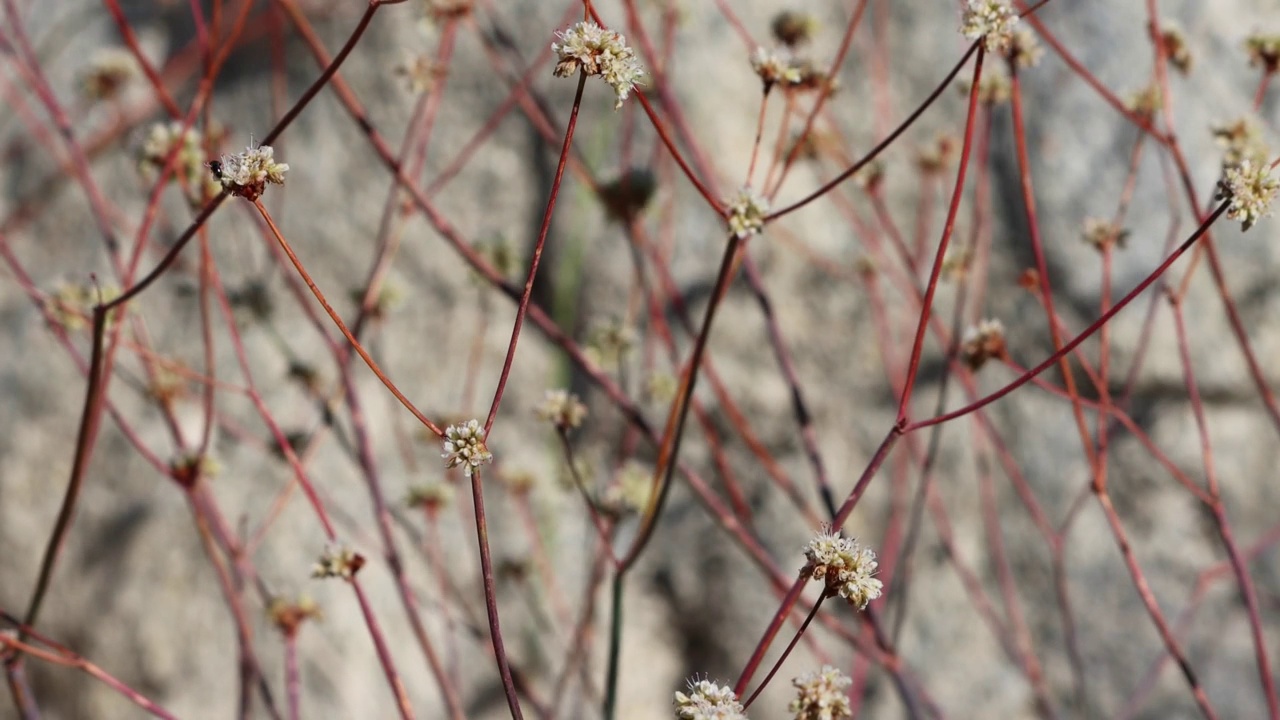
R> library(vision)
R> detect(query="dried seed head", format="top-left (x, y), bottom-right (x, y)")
top-left (81, 47), bottom-right (138, 100)
top-left (1246, 33), bottom-right (1280, 73)
top-left (1161, 25), bottom-right (1193, 75)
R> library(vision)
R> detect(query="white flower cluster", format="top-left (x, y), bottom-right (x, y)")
top-left (1218, 159), bottom-right (1279, 232)
top-left (960, 0), bottom-right (1019, 54)
top-left (751, 46), bottom-right (802, 90)
top-left (789, 665), bottom-right (853, 720)
top-left (802, 530), bottom-right (882, 609)
top-left (726, 187), bottom-right (769, 239)
top-left (552, 21), bottom-right (645, 109)
top-left (442, 419), bottom-right (494, 476)
top-left (217, 144), bottom-right (289, 193)
top-left (674, 679), bottom-right (748, 720)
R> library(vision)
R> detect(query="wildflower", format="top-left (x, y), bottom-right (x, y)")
top-left (751, 46), bottom-right (802, 91)
top-left (645, 372), bottom-right (678, 404)
top-left (170, 452), bottom-right (219, 489)
top-left (674, 678), bottom-right (748, 720)
top-left (1212, 117), bottom-right (1269, 169)
top-left (1161, 25), bottom-right (1193, 75)
top-left (139, 122), bottom-right (204, 179)
top-left (396, 54), bottom-right (440, 94)
top-left (312, 546), bottom-right (364, 579)
top-left (791, 61), bottom-right (838, 94)
top-left (941, 248), bottom-right (972, 281)
top-left (916, 133), bottom-right (958, 173)
top-left (1217, 159), bottom-right (1279, 231)
top-left (552, 21), bottom-right (645, 109)
top-left (406, 482), bottom-right (454, 510)
top-left (958, 68), bottom-right (1011, 105)
top-left (604, 461), bottom-right (653, 515)
top-left (215, 143), bottom-right (289, 201)
top-left (44, 282), bottom-right (122, 331)
top-left (81, 47), bottom-right (138, 100)
top-left (268, 596), bottom-right (322, 636)
top-left (589, 318), bottom-right (637, 368)
top-left (853, 160), bottom-right (885, 191)
top-left (789, 666), bottom-right (853, 720)
top-left (1245, 33), bottom-right (1280, 73)
top-left (726, 187), bottom-right (769, 239)
top-left (960, 318), bottom-right (1006, 370)
top-left (802, 528), bottom-right (883, 609)
top-left (442, 419), bottom-right (494, 476)
top-left (1124, 83), bottom-right (1162, 119)
top-left (1006, 29), bottom-right (1043, 69)
top-left (960, 0), bottom-right (1019, 54)
top-left (772, 11), bottom-right (818, 48)
top-left (536, 389), bottom-right (588, 431)
top-left (1081, 218), bottom-right (1129, 252)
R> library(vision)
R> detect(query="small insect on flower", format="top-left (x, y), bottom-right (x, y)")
top-left (216, 142), bottom-right (289, 201)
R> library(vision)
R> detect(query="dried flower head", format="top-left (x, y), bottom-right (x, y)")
top-left (1245, 33), bottom-right (1280, 73)
top-left (772, 10), bottom-right (818, 48)
top-left (1217, 158), bottom-right (1279, 232)
top-left (802, 529), bottom-right (883, 609)
top-left (960, 318), bottom-right (1006, 370)
top-left (1124, 83), bottom-right (1162, 119)
top-left (789, 665), bottom-right (853, 720)
top-left (1081, 218), bottom-right (1129, 252)
top-left (1161, 25), bottom-right (1193, 75)
top-left (726, 186), bottom-right (770, 238)
top-left (536, 389), bottom-right (588, 431)
top-left (215, 143), bottom-right (289, 201)
top-left (1213, 117), bottom-right (1269, 169)
top-left (960, 0), bottom-right (1019, 54)
top-left (81, 47), bottom-right (138, 100)
top-left (751, 45), bottom-right (803, 91)
top-left (790, 61), bottom-right (839, 94)
top-left (312, 546), bottom-right (364, 580)
top-left (552, 21), bottom-right (645, 109)
top-left (674, 678), bottom-right (748, 720)
top-left (442, 419), bottom-right (494, 476)
top-left (1006, 28), bottom-right (1043, 69)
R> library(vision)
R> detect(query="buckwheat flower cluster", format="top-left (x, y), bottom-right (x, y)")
top-left (1212, 117), bottom-right (1268, 169)
top-left (1217, 159), bottom-right (1279, 232)
top-left (139, 122), bottom-right (224, 206)
top-left (312, 546), bottom-right (364, 580)
top-left (1081, 218), bottom-right (1128, 252)
top-left (751, 46), bottom-right (802, 91)
top-left (552, 21), bottom-right (645, 109)
top-left (726, 187), bottom-right (769, 239)
top-left (789, 666), bottom-right (853, 720)
top-left (961, 318), bottom-right (1006, 370)
top-left (960, 0), bottom-right (1018, 54)
top-left (674, 678), bottom-right (747, 720)
top-left (1161, 25), bottom-right (1193, 75)
top-left (81, 47), bottom-right (139, 100)
top-left (442, 419), bottom-right (493, 476)
top-left (1245, 33), bottom-right (1280, 73)
top-left (536, 389), bottom-right (588, 431)
top-left (216, 143), bottom-right (289, 201)
top-left (802, 529), bottom-right (882, 609)
top-left (1124, 83), bottom-right (1162, 119)
top-left (1006, 29), bottom-right (1043, 69)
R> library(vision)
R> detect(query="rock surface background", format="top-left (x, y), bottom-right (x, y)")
top-left (1, 0), bottom-right (1277, 718)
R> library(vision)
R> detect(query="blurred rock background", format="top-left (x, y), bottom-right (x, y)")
top-left (1, 0), bottom-right (1277, 718)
